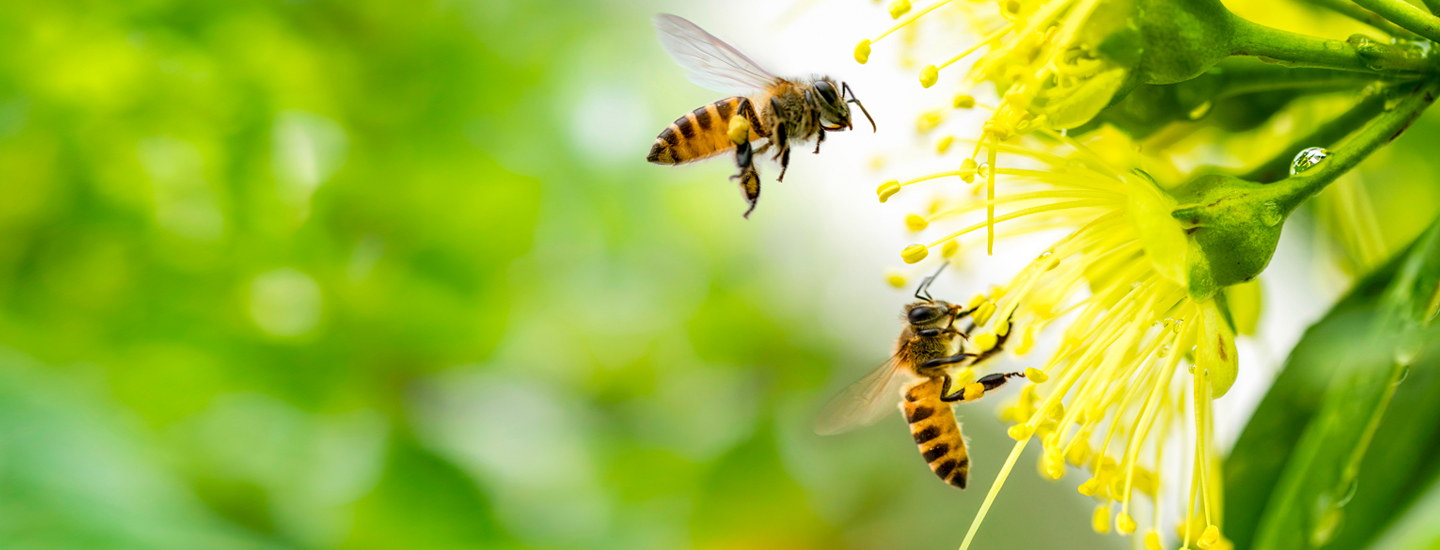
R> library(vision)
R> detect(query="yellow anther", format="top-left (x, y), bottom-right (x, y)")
top-left (959, 158), bottom-right (978, 183)
top-left (1116, 513), bottom-right (1137, 535)
top-left (1077, 477), bottom-right (1101, 496)
top-left (727, 115), bottom-right (751, 144)
top-left (1044, 448), bottom-right (1064, 479)
top-left (1015, 325), bottom-right (1035, 355)
top-left (885, 270), bottom-right (907, 288)
top-left (935, 135), bottom-right (954, 154)
top-left (919, 64), bottom-right (938, 88)
top-left (902, 244), bottom-right (929, 264)
top-left (1004, 64), bottom-right (1029, 82)
top-left (1066, 439), bottom-right (1091, 465)
top-left (1025, 367), bottom-right (1048, 383)
top-left (1045, 402), bottom-right (1064, 421)
top-left (1145, 532), bottom-right (1162, 550)
top-left (877, 180), bottom-right (901, 202)
top-left (1008, 423), bottom-right (1033, 440)
top-left (916, 110), bottom-right (944, 133)
top-left (1199, 526), bottom-right (1220, 548)
top-left (967, 293), bottom-right (987, 310)
top-left (854, 39), bottom-right (872, 64)
top-left (1035, 418), bottom-right (1058, 438)
top-left (973, 301), bottom-right (997, 326)
top-left (1092, 505), bottom-right (1111, 534)
top-left (1097, 456), bottom-right (1118, 477)
top-left (953, 94), bottom-right (976, 109)
top-left (994, 317), bottom-right (1010, 337)
top-left (888, 0), bottom-right (911, 18)
top-left (941, 239), bottom-right (960, 258)
top-left (1133, 467), bottom-right (1158, 495)
top-left (982, 119), bottom-right (1013, 141)
top-left (972, 331), bottom-right (998, 352)
top-left (963, 382), bottom-right (984, 401)
top-left (905, 213), bottom-right (929, 231)
top-left (953, 367), bottom-right (976, 387)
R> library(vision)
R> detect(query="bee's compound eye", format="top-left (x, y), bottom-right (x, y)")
top-left (815, 81), bottom-right (839, 104)
top-left (908, 306), bottom-right (939, 325)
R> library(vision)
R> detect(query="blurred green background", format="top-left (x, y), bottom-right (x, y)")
top-left (5, 1), bottom-right (1440, 549)
top-left (0, 1), bottom-right (1116, 549)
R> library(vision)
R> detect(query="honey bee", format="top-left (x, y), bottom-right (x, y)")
top-left (815, 267), bottom-right (1021, 489)
top-left (647, 14), bottom-right (875, 218)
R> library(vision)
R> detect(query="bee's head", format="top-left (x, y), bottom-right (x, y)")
top-left (904, 300), bottom-right (954, 330)
top-left (812, 79), bottom-right (875, 133)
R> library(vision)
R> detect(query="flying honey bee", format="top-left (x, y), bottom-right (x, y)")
top-left (815, 267), bottom-right (1022, 489)
top-left (647, 14), bottom-right (875, 218)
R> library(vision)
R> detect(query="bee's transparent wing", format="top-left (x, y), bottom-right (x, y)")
top-left (814, 356), bottom-right (917, 435)
top-left (653, 13), bottom-right (780, 94)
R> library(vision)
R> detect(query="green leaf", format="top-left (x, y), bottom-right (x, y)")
top-left (1226, 217), bottom-right (1440, 550)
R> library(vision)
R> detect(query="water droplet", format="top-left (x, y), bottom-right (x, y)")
top-left (1290, 147), bottom-right (1329, 175)
top-left (978, 162), bottom-right (991, 177)
top-left (1324, 40), bottom-right (1343, 51)
top-left (1261, 201), bottom-right (1282, 227)
top-left (1187, 101), bottom-right (1213, 120)
top-left (1336, 478), bottom-right (1359, 508)
top-left (1158, 346), bottom-right (1170, 358)
top-left (1040, 251), bottom-right (1053, 258)
top-left (1060, 128), bottom-right (1068, 137)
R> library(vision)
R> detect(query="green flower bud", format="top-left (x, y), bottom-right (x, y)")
top-left (1169, 174), bottom-right (1298, 299)
top-left (1134, 0), bottom-right (1236, 85)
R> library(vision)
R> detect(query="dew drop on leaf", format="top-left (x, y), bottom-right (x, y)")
top-left (1290, 147), bottom-right (1329, 175)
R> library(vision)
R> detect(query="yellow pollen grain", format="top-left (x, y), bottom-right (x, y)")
top-left (854, 39), bottom-right (873, 64)
top-left (1092, 505), bottom-right (1111, 534)
top-left (942, 239), bottom-right (960, 258)
top-left (919, 64), bottom-right (938, 88)
top-left (963, 382), bottom-right (984, 401)
top-left (877, 180), bottom-right (900, 202)
top-left (905, 213), bottom-right (929, 231)
top-left (885, 270), bottom-right (907, 288)
top-left (1025, 367), bottom-right (1048, 383)
top-left (1145, 531), bottom-right (1162, 550)
top-left (1117, 513), bottom-right (1137, 535)
top-left (888, 0), bottom-right (911, 18)
top-left (1007, 424), bottom-right (1033, 440)
top-left (972, 331), bottom-right (998, 352)
top-left (935, 135), bottom-right (954, 153)
top-left (973, 301), bottom-right (997, 326)
top-left (901, 244), bottom-right (929, 264)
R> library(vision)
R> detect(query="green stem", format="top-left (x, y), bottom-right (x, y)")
top-left (1426, 0), bottom-right (1440, 16)
top-left (1242, 89), bottom-right (1389, 183)
top-left (1275, 82), bottom-right (1440, 215)
top-left (1228, 16), bottom-right (1435, 75)
top-left (1299, 0), bottom-right (1424, 40)
top-left (1354, 0), bottom-right (1440, 43)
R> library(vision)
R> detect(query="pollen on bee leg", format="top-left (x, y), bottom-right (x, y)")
top-left (963, 382), bottom-right (984, 401)
top-left (726, 115), bottom-right (751, 144)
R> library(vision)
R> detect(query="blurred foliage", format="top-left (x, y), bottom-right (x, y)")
top-left (1226, 218), bottom-right (1440, 550)
top-left (0, 1), bottom-right (1114, 549)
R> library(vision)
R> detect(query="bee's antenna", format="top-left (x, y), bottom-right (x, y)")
top-left (914, 262), bottom-right (949, 301)
top-left (843, 82), bottom-right (877, 133)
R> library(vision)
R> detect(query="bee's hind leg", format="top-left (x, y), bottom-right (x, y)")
top-left (940, 371), bottom-right (1026, 403)
top-left (769, 97), bottom-right (791, 182)
top-left (814, 129), bottom-right (825, 154)
top-left (731, 140), bottom-right (761, 218)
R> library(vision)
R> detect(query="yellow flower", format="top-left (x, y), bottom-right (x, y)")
top-left (888, 133), bottom-right (1235, 550)
top-left (857, 0), bottom-right (1136, 253)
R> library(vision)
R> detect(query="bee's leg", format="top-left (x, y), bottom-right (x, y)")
top-left (769, 97), bottom-right (791, 182)
top-left (940, 371), bottom-right (1024, 403)
top-left (920, 352), bottom-right (975, 370)
top-left (731, 141), bottom-right (762, 218)
top-left (814, 129), bottom-right (825, 154)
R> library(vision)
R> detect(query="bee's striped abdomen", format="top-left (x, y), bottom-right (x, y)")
top-left (648, 97), bottom-right (748, 165)
top-left (902, 377), bottom-right (970, 489)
